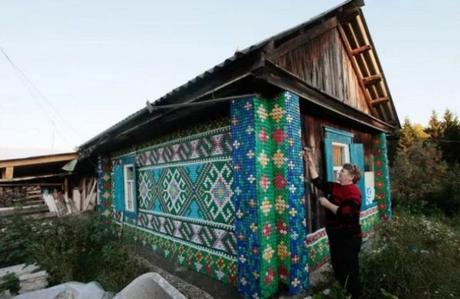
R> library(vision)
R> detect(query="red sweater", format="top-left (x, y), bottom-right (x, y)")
top-left (312, 177), bottom-right (362, 239)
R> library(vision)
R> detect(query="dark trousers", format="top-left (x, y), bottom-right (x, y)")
top-left (328, 236), bottom-right (362, 299)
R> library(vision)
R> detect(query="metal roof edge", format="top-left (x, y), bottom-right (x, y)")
top-left (78, 0), bottom-right (365, 153)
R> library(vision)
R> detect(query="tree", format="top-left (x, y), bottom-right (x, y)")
top-left (413, 123), bottom-right (429, 140)
top-left (397, 117), bottom-right (418, 151)
top-left (425, 110), bottom-right (443, 142)
top-left (439, 109), bottom-right (460, 165)
top-left (391, 142), bottom-right (447, 208)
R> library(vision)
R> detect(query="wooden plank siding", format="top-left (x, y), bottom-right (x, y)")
top-left (301, 111), bottom-right (374, 233)
top-left (273, 28), bottom-right (370, 115)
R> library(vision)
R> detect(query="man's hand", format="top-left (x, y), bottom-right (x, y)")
top-left (303, 147), bottom-right (313, 163)
top-left (304, 147), bottom-right (319, 180)
top-left (319, 196), bottom-right (329, 207)
top-left (319, 196), bottom-right (338, 214)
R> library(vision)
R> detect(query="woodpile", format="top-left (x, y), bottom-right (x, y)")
top-left (0, 185), bottom-right (53, 219)
top-left (0, 176), bottom-right (97, 219)
top-left (0, 185), bottom-right (42, 207)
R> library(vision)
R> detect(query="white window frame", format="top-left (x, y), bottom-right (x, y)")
top-left (331, 142), bottom-right (350, 181)
top-left (123, 164), bottom-right (135, 212)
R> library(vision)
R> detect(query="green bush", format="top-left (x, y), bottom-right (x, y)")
top-left (360, 212), bottom-right (460, 299)
top-left (390, 143), bottom-right (460, 218)
top-left (431, 164), bottom-right (460, 216)
top-left (0, 273), bottom-right (19, 294)
top-left (391, 142), bottom-right (447, 213)
top-left (0, 212), bottom-right (148, 292)
top-left (0, 214), bottom-right (36, 268)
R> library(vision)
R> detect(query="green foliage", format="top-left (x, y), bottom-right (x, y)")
top-left (425, 110), bottom-right (443, 142)
top-left (0, 273), bottom-right (19, 294)
top-left (360, 212), bottom-right (460, 299)
top-left (391, 142), bottom-right (447, 211)
top-left (397, 117), bottom-right (419, 151)
top-left (0, 214), bottom-right (36, 268)
top-left (398, 110), bottom-right (460, 167)
top-left (439, 110), bottom-right (460, 165)
top-left (430, 164), bottom-right (460, 216)
top-left (0, 213), bottom-right (148, 292)
top-left (393, 113), bottom-right (460, 217)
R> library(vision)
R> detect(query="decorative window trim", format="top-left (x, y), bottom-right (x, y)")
top-left (323, 127), bottom-right (354, 182)
top-left (123, 164), bottom-right (136, 213)
top-left (324, 127), bottom-right (354, 139)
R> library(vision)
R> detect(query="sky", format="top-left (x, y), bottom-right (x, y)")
top-left (0, 0), bottom-right (459, 158)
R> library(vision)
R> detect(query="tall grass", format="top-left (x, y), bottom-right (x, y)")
top-left (0, 212), bottom-right (148, 293)
top-left (360, 211), bottom-right (460, 299)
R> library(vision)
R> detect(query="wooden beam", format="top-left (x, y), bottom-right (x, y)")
top-left (363, 74), bottom-right (382, 86)
top-left (81, 177), bottom-right (86, 211)
top-left (337, 24), bottom-right (375, 113)
top-left (0, 173), bottom-right (69, 183)
top-left (371, 97), bottom-right (389, 106)
top-left (269, 17), bottom-right (338, 60)
top-left (0, 153), bottom-right (78, 168)
top-left (259, 61), bottom-right (396, 133)
top-left (64, 177), bottom-right (69, 199)
top-left (356, 11), bottom-right (399, 126)
top-left (5, 167), bottom-right (14, 179)
top-left (351, 44), bottom-right (371, 56)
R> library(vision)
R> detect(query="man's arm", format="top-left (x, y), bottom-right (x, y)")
top-left (303, 148), bottom-right (319, 179)
top-left (319, 197), bottom-right (339, 214)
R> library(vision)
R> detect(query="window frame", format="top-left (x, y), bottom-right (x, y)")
top-left (331, 142), bottom-right (351, 181)
top-left (123, 164), bottom-right (136, 213)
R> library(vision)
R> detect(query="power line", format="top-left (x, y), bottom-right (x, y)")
top-left (0, 45), bottom-right (82, 148)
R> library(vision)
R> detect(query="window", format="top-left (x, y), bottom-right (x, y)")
top-left (332, 142), bottom-right (350, 182)
top-left (304, 127), bottom-right (358, 233)
top-left (124, 164), bottom-right (135, 212)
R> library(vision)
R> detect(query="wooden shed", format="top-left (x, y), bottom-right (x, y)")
top-left (0, 152), bottom-right (98, 218)
top-left (78, 0), bottom-right (398, 297)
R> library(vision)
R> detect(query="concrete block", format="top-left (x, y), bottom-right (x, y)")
top-left (114, 272), bottom-right (185, 299)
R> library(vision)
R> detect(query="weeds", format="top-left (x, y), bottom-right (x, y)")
top-left (0, 212), bottom-right (148, 293)
top-left (0, 273), bottom-right (19, 294)
top-left (360, 211), bottom-right (460, 299)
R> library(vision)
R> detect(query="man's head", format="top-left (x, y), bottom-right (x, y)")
top-left (338, 163), bottom-right (361, 185)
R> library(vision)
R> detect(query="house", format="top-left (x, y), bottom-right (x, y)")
top-left (78, 0), bottom-right (398, 298)
top-left (0, 152), bottom-right (97, 218)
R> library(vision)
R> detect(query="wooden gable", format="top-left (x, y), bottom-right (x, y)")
top-left (265, 5), bottom-right (399, 127)
top-left (271, 26), bottom-right (370, 114)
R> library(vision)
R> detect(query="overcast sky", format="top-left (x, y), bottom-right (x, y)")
top-left (1, 0), bottom-right (459, 158)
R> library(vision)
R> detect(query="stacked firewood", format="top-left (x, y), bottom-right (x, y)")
top-left (0, 185), bottom-right (42, 208)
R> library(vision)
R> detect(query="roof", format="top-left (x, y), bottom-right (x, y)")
top-left (0, 152), bottom-right (78, 182)
top-left (79, 0), bottom-right (399, 158)
top-left (0, 152), bottom-right (77, 168)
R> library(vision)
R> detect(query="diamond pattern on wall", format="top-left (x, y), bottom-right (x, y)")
top-left (97, 156), bottom-right (113, 222)
top-left (108, 124), bottom-right (237, 282)
top-left (138, 160), bottom-right (234, 225)
top-left (200, 162), bottom-right (234, 224)
top-left (160, 168), bottom-right (192, 215)
top-left (138, 171), bottom-right (154, 210)
top-left (123, 225), bottom-right (237, 285)
top-left (136, 211), bottom-right (237, 256)
top-left (136, 127), bottom-right (232, 167)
